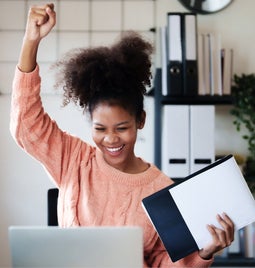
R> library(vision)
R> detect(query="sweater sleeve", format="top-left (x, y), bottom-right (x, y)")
top-left (10, 65), bottom-right (91, 187)
top-left (146, 237), bottom-right (213, 268)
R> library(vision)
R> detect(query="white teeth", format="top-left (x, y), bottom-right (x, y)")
top-left (106, 145), bottom-right (124, 152)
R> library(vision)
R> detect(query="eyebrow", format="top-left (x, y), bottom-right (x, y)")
top-left (93, 121), bottom-right (130, 127)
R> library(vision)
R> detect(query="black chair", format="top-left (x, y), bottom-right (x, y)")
top-left (47, 188), bottom-right (59, 226)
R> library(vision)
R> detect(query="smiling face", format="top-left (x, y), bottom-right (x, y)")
top-left (91, 102), bottom-right (145, 173)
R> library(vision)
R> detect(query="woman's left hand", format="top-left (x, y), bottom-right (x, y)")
top-left (199, 213), bottom-right (235, 260)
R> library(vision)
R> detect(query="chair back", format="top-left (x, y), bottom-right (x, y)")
top-left (47, 188), bottom-right (59, 226)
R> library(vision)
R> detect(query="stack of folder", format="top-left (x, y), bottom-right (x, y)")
top-left (198, 33), bottom-right (233, 96)
top-left (161, 12), bottom-right (233, 97)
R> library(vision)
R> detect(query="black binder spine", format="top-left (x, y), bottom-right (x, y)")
top-left (166, 13), bottom-right (184, 96)
top-left (183, 13), bottom-right (198, 96)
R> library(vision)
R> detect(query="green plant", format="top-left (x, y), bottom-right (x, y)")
top-left (230, 73), bottom-right (255, 191)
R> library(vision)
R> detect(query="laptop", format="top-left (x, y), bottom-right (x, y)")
top-left (9, 226), bottom-right (143, 268)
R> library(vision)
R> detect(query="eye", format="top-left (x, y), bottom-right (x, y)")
top-left (94, 127), bottom-right (105, 132)
top-left (117, 127), bottom-right (128, 132)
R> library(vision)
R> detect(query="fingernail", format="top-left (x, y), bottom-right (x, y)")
top-left (222, 212), bottom-right (228, 218)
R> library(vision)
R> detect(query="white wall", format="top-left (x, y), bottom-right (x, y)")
top-left (0, 0), bottom-right (254, 266)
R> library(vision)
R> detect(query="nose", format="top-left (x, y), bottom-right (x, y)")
top-left (104, 132), bottom-right (119, 144)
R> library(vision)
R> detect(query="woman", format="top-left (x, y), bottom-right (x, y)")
top-left (10, 3), bottom-right (234, 267)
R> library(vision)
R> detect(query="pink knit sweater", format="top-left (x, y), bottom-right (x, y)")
top-left (10, 65), bottom-right (213, 267)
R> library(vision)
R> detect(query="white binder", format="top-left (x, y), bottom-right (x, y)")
top-left (204, 34), bottom-right (211, 95)
top-left (190, 105), bottom-right (215, 173)
top-left (222, 48), bottom-right (233, 95)
top-left (198, 33), bottom-right (206, 95)
top-left (162, 105), bottom-right (190, 178)
top-left (160, 26), bottom-right (168, 96)
top-left (143, 155), bottom-right (255, 262)
top-left (211, 33), bottom-right (223, 95)
top-left (169, 155), bottom-right (255, 249)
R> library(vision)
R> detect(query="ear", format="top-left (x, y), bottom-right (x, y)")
top-left (138, 110), bottom-right (146, 129)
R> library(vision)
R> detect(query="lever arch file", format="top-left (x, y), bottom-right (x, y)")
top-left (211, 33), bottom-right (223, 95)
top-left (142, 155), bottom-right (255, 262)
top-left (189, 105), bottom-right (215, 173)
top-left (161, 105), bottom-right (214, 178)
top-left (165, 12), bottom-right (198, 96)
top-left (198, 33), bottom-right (206, 95)
top-left (203, 33), bottom-right (211, 95)
top-left (160, 26), bottom-right (168, 96)
top-left (183, 13), bottom-right (198, 96)
top-left (222, 48), bottom-right (233, 95)
top-left (161, 105), bottom-right (190, 178)
top-left (167, 13), bottom-right (183, 96)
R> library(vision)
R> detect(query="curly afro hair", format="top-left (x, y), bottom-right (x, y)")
top-left (54, 31), bottom-right (153, 123)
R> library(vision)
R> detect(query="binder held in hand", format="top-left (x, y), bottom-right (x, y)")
top-left (142, 155), bottom-right (255, 262)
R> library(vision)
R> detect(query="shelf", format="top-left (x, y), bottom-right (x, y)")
top-left (149, 69), bottom-right (234, 105)
top-left (160, 95), bottom-right (233, 105)
top-left (212, 257), bottom-right (255, 267)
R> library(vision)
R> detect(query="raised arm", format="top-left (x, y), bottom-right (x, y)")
top-left (18, 3), bottom-right (56, 73)
top-left (10, 3), bottom-right (75, 187)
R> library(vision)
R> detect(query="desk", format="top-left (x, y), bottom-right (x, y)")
top-left (212, 257), bottom-right (255, 267)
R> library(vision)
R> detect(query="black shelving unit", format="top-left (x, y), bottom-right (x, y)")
top-left (212, 257), bottom-right (255, 267)
top-left (160, 95), bottom-right (233, 105)
top-left (151, 68), bottom-right (254, 267)
top-left (152, 68), bottom-right (233, 169)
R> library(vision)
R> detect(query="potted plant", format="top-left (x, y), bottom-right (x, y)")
top-left (230, 73), bottom-right (255, 192)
